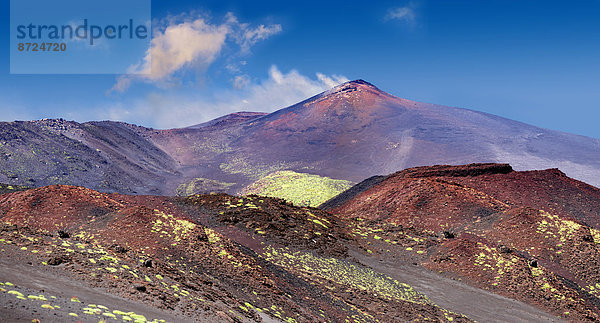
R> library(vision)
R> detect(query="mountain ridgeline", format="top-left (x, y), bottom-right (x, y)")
top-left (1, 80), bottom-right (599, 195)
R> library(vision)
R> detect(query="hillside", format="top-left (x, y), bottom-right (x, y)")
top-left (326, 163), bottom-right (600, 321)
top-left (0, 184), bottom-right (473, 322)
top-left (3, 163), bottom-right (595, 321)
top-left (1, 80), bottom-right (599, 196)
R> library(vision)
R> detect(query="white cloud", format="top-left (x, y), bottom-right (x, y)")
top-left (110, 13), bottom-right (281, 93)
top-left (233, 74), bottom-right (251, 89)
top-left (317, 73), bottom-right (348, 89)
top-left (226, 13), bottom-right (282, 53)
top-left (239, 66), bottom-right (349, 111)
top-left (385, 3), bottom-right (417, 25)
top-left (103, 66), bottom-right (349, 129)
top-left (239, 24), bottom-right (282, 51)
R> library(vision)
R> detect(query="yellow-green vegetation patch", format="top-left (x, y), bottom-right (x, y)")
top-left (585, 283), bottom-right (600, 298)
top-left (7, 290), bottom-right (24, 297)
top-left (151, 210), bottom-right (196, 242)
top-left (306, 211), bottom-right (330, 228)
top-left (242, 170), bottom-right (354, 207)
top-left (204, 227), bottom-right (222, 243)
top-left (0, 183), bottom-right (29, 193)
top-left (473, 242), bottom-right (519, 286)
top-left (536, 210), bottom-right (582, 243)
top-left (262, 246), bottom-right (429, 305)
top-left (590, 228), bottom-right (600, 244)
top-left (28, 295), bottom-right (48, 301)
top-left (349, 221), bottom-right (431, 255)
top-left (0, 229), bottom-right (178, 322)
top-left (526, 262), bottom-right (573, 303)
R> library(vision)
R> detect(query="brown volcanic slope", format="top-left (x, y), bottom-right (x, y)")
top-left (146, 80), bottom-right (600, 192)
top-left (1, 80), bottom-right (600, 196)
top-left (0, 185), bottom-right (471, 322)
top-left (326, 163), bottom-right (600, 321)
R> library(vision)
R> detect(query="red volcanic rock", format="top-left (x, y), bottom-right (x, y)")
top-left (0, 185), bottom-right (122, 231)
top-left (329, 163), bottom-right (600, 230)
top-left (327, 164), bottom-right (513, 231)
top-left (449, 168), bottom-right (600, 228)
top-left (0, 185), bottom-right (470, 322)
top-left (327, 163), bottom-right (600, 321)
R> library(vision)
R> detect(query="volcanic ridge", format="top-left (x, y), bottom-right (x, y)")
top-left (1, 163), bottom-right (599, 321)
top-left (0, 80), bottom-right (599, 196)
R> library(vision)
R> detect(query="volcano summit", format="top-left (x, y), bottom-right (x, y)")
top-left (0, 80), bottom-right (598, 196)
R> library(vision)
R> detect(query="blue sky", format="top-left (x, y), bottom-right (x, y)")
top-left (2, 0), bottom-right (600, 138)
